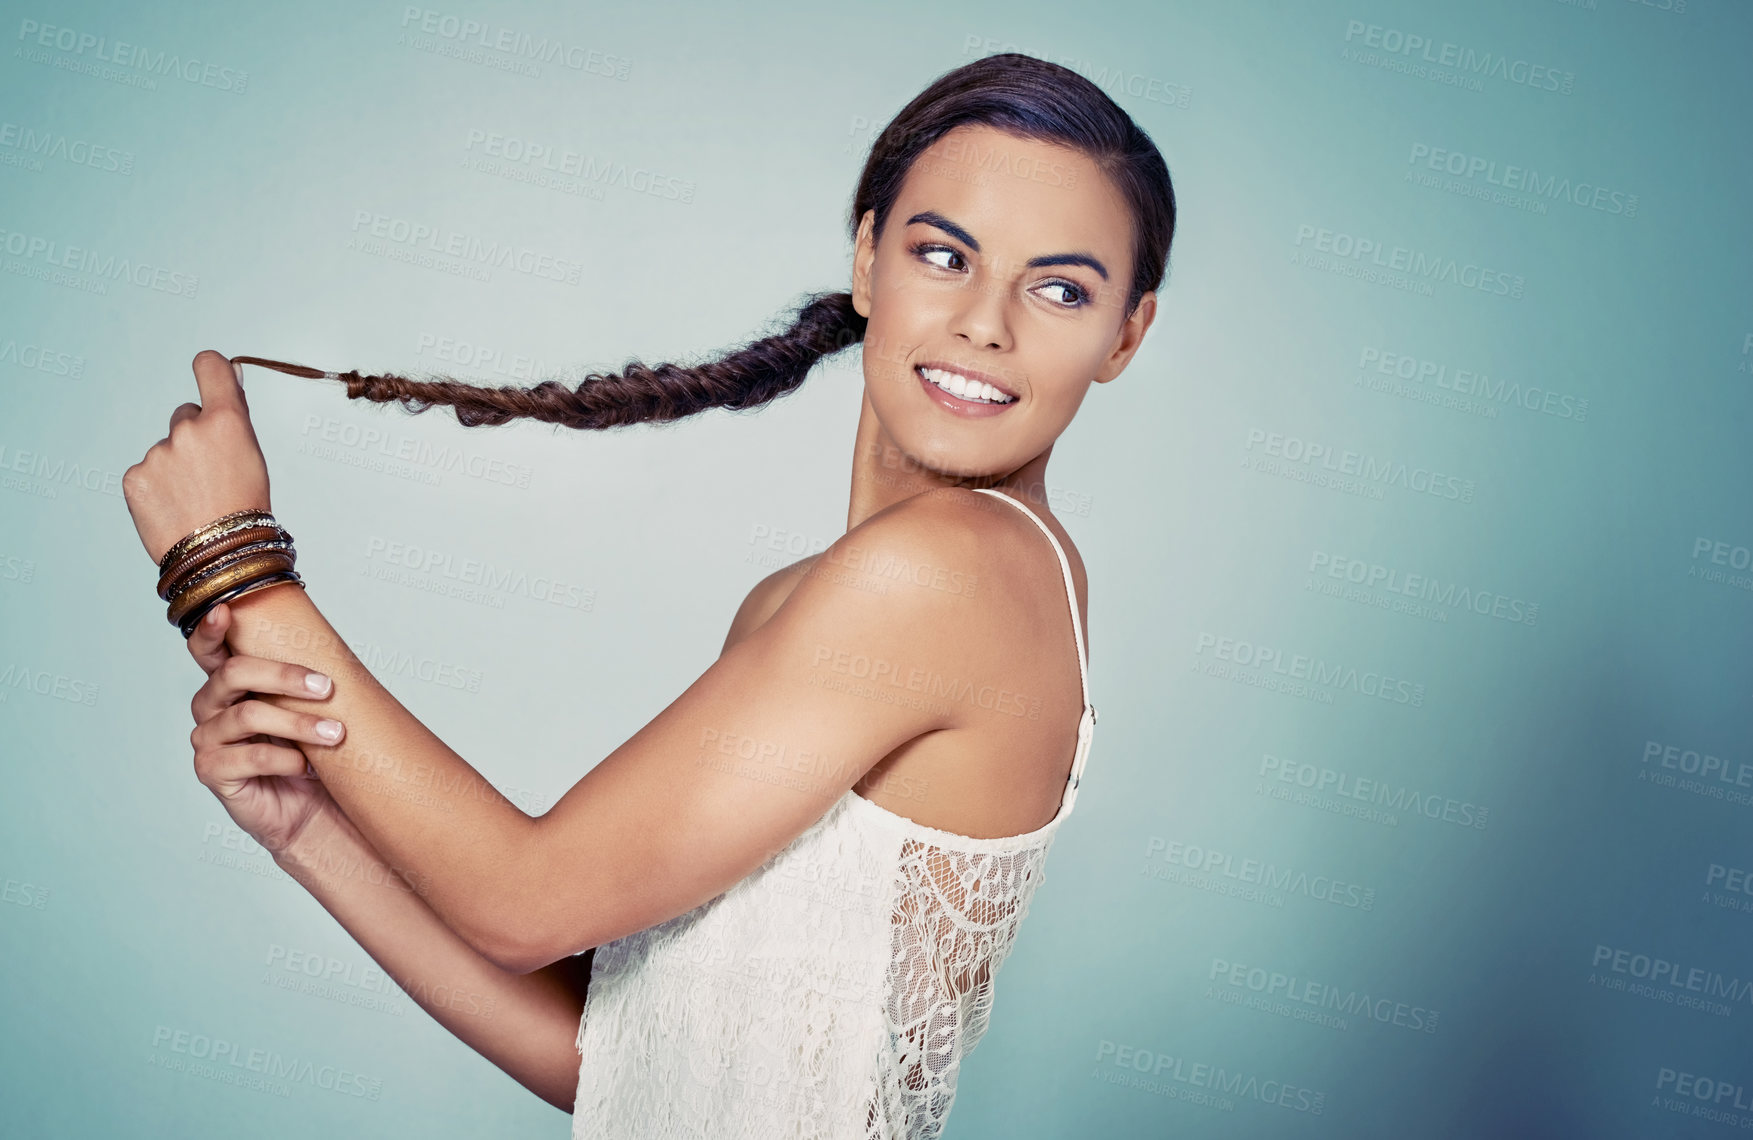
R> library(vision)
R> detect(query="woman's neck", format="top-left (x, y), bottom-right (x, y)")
top-left (843, 389), bottom-right (1052, 533)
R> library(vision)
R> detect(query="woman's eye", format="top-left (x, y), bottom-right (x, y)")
top-left (917, 245), bottom-right (964, 271)
top-left (1036, 281), bottom-right (1086, 307)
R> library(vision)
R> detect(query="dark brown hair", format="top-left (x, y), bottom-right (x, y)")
top-left (234, 53), bottom-right (1177, 430)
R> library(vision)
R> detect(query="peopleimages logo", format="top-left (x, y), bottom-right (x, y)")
top-left (1704, 863), bottom-right (1753, 916)
top-left (1293, 223), bottom-right (1526, 299)
top-left (1194, 631), bottom-right (1427, 708)
top-left (0, 442), bottom-right (124, 498)
top-left (1308, 550), bottom-right (1539, 627)
top-left (1340, 20), bottom-right (1576, 95)
top-left (398, 7), bottom-right (630, 80)
top-left (348, 210), bottom-right (584, 285)
top-left (1091, 1039), bottom-right (1325, 1114)
top-left (1641, 739), bottom-right (1753, 790)
top-left (149, 1024), bottom-right (382, 1099)
top-left (15, 19), bottom-right (249, 93)
top-left (1690, 536), bottom-right (1753, 595)
top-left (344, 639), bottom-right (483, 695)
top-left (1406, 143), bottom-right (1637, 217)
top-left (0, 122), bottom-right (134, 175)
top-left (1259, 753), bottom-right (1489, 829)
top-left (1655, 1067), bottom-right (1753, 1123)
top-left (0, 335), bottom-right (85, 378)
top-left (361, 536), bottom-right (594, 611)
top-left (0, 226), bottom-right (199, 298)
top-left (1357, 347), bottom-right (1588, 423)
top-left (1207, 957), bottom-right (1440, 1033)
top-left (1143, 837), bottom-right (1377, 910)
top-left (0, 660), bottom-right (99, 706)
top-left (1590, 943), bottom-right (1753, 1013)
top-left (1243, 429), bottom-right (1475, 504)
top-left (462, 129), bottom-right (695, 203)
top-left (298, 414), bottom-right (534, 490)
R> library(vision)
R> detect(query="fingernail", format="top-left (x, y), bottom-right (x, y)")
top-left (314, 719), bottom-right (343, 742)
top-left (204, 608), bottom-right (222, 626)
top-left (304, 672), bottom-right (332, 696)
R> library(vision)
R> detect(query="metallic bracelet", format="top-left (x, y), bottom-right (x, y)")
top-left (164, 539), bottom-right (298, 605)
top-left (177, 571), bottom-right (306, 639)
top-left (156, 508), bottom-right (277, 576)
top-left (157, 509), bottom-right (306, 636)
top-left (157, 524), bottom-right (287, 599)
top-left (167, 550), bottom-right (298, 627)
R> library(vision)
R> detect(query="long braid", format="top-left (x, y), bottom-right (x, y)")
top-left (231, 292), bottom-right (866, 430)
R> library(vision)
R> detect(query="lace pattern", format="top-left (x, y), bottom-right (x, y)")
top-left (573, 787), bottom-right (1065, 1139)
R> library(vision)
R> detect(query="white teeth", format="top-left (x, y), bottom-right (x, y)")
top-left (919, 367), bottom-right (1014, 405)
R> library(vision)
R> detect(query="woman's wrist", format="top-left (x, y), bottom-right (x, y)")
top-left (270, 798), bottom-right (356, 876)
top-left (272, 799), bottom-right (432, 899)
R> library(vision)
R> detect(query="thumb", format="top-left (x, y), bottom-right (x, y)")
top-left (191, 349), bottom-right (246, 414)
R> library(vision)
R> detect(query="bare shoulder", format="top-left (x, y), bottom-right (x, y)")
top-left (723, 487), bottom-right (1086, 687)
top-left (926, 487), bottom-right (1090, 653)
top-left (721, 490), bottom-right (1022, 653)
top-left (824, 487), bottom-right (1093, 833)
top-left (710, 487), bottom-right (1091, 837)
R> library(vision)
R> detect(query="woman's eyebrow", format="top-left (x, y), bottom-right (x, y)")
top-left (905, 211), bottom-right (1110, 280)
top-left (907, 211), bottom-right (980, 250)
top-left (1026, 252), bottom-right (1109, 280)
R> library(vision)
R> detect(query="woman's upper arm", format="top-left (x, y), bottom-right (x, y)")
top-left (516, 491), bottom-right (1009, 969)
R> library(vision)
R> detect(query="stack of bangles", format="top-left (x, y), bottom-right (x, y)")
top-left (157, 508), bottom-right (306, 638)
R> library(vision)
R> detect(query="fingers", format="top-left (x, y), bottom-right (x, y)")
top-left (186, 603), bottom-right (234, 675)
top-left (191, 654), bottom-right (336, 727)
top-left (191, 696), bottom-right (345, 755)
top-left (167, 402), bottom-right (202, 434)
top-left (191, 349), bottom-right (246, 415)
top-left (194, 737), bottom-right (312, 798)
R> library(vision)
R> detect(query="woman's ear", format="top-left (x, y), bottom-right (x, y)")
top-left (1094, 290), bottom-right (1158, 384)
top-left (851, 210), bottom-right (877, 319)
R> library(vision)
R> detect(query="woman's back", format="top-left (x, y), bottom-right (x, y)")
top-left (572, 487), bottom-right (1097, 1138)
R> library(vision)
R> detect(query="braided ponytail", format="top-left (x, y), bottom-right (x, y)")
top-left (232, 291), bottom-right (865, 430)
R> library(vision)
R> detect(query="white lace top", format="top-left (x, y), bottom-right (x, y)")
top-left (572, 488), bottom-right (1097, 1139)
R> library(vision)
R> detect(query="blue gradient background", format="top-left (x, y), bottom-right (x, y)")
top-left (3, 0), bottom-right (1750, 1136)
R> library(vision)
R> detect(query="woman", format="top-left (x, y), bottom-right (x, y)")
top-left (122, 52), bottom-right (1175, 1137)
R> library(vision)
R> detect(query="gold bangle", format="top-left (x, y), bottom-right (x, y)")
top-left (167, 552), bottom-right (295, 627)
top-left (166, 551), bottom-right (295, 627)
top-left (157, 509), bottom-right (277, 575)
top-left (157, 525), bottom-right (287, 599)
top-left (164, 539), bottom-right (297, 605)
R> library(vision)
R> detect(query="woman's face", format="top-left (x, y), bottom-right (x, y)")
top-left (852, 122), bottom-right (1156, 481)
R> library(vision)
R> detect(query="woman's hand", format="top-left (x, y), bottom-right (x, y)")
top-left (123, 350), bottom-right (273, 566)
top-left (187, 601), bottom-right (349, 860)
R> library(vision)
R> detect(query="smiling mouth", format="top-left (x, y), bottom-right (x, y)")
top-left (914, 365), bottom-right (1017, 405)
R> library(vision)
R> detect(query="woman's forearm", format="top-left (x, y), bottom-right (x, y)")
top-left (219, 580), bottom-right (546, 966)
top-left (274, 800), bottom-right (591, 1113)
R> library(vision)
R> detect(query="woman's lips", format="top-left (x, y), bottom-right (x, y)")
top-left (913, 365), bottom-right (1018, 419)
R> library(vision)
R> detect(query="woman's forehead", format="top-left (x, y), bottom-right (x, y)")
top-left (893, 127), bottom-right (1132, 259)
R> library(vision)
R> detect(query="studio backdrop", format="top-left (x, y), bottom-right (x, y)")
top-left (3, 0), bottom-right (1750, 1137)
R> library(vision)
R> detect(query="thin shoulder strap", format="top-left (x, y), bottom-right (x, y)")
top-left (970, 488), bottom-right (1098, 812)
